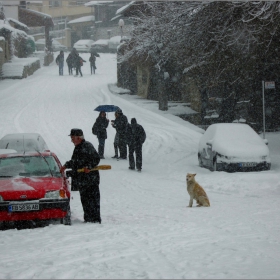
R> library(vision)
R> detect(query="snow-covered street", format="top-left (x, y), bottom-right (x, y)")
top-left (0, 52), bottom-right (280, 279)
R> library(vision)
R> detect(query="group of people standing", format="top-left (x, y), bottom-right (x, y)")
top-left (55, 49), bottom-right (100, 77)
top-left (92, 109), bottom-right (146, 172)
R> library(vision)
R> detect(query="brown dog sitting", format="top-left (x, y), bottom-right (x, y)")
top-left (186, 173), bottom-right (210, 207)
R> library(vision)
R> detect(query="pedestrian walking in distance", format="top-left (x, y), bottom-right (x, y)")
top-left (60, 128), bottom-right (102, 224)
top-left (66, 51), bottom-right (74, 75)
top-left (92, 111), bottom-right (109, 159)
top-left (55, 50), bottom-right (64, 76)
top-left (89, 51), bottom-right (100, 74)
top-left (127, 118), bottom-right (146, 172)
top-left (74, 54), bottom-right (86, 77)
top-left (111, 109), bottom-right (128, 159)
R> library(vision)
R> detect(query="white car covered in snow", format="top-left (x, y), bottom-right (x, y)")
top-left (91, 39), bottom-right (109, 52)
top-left (198, 123), bottom-right (271, 172)
top-left (73, 39), bottom-right (94, 53)
top-left (0, 133), bottom-right (49, 153)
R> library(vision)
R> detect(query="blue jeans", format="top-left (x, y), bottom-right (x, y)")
top-left (98, 138), bottom-right (105, 157)
top-left (59, 62), bottom-right (64, 75)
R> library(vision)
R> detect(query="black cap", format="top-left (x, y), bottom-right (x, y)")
top-left (116, 109), bottom-right (122, 114)
top-left (68, 128), bottom-right (83, 136)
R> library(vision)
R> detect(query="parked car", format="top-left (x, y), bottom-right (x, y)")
top-left (108, 36), bottom-right (121, 53)
top-left (35, 39), bottom-right (68, 52)
top-left (108, 36), bottom-right (130, 53)
top-left (73, 39), bottom-right (94, 53)
top-left (0, 133), bottom-right (49, 153)
top-left (0, 151), bottom-right (71, 228)
top-left (91, 39), bottom-right (109, 52)
top-left (198, 123), bottom-right (271, 172)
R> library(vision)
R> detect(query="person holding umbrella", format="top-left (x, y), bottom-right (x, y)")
top-left (93, 105), bottom-right (122, 159)
top-left (92, 111), bottom-right (109, 159)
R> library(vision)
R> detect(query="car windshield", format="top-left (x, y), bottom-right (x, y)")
top-left (0, 156), bottom-right (61, 178)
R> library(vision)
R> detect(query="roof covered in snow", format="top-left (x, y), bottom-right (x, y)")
top-left (7, 18), bottom-right (29, 31)
top-left (68, 15), bottom-right (95, 25)
top-left (85, 1), bottom-right (114, 7)
top-left (115, 1), bottom-right (135, 16)
top-left (18, 8), bottom-right (54, 27)
top-left (0, 20), bottom-right (28, 38)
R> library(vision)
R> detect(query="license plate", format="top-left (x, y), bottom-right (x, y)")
top-left (8, 203), bottom-right (39, 212)
top-left (240, 162), bottom-right (257, 167)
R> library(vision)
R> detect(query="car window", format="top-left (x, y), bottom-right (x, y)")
top-left (0, 156), bottom-right (61, 177)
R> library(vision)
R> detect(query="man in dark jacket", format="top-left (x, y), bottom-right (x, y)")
top-left (127, 118), bottom-right (146, 172)
top-left (92, 111), bottom-right (109, 159)
top-left (74, 54), bottom-right (86, 77)
top-left (66, 52), bottom-right (74, 75)
top-left (89, 51), bottom-right (100, 74)
top-left (55, 50), bottom-right (64, 76)
top-left (60, 128), bottom-right (102, 223)
top-left (112, 109), bottom-right (128, 159)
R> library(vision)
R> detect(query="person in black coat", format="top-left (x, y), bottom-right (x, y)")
top-left (89, 51), bottom-right (100, 74)
top-left (111, 111), bottom-right (120, 158)
top-left (60, 128), bottom-right (102, 224)
top-left (55, 50), bottom-right (64, 76)
top-left (74, 54), bottom-right (86, 77)
top-left (112, 109), bottom-right (128, 159)
top-left (92, 111), bottom-right (109, 159)
top-left (66, 52), bottom-right (74, 75)
top-left (127, 118), bottom-right (146, 172)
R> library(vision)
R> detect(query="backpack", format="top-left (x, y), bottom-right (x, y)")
top-left (92, 122), bottom-right (98, 135)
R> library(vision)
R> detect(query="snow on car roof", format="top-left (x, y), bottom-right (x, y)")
top-left (0, 133), bottom-right (49, 153)
top-left (0, 133), bottom-right (44, 140)
top-left (109, 36), bottom-right (121, 43)
top-left (74, 40), bottom-right (93, 44)
top-left (92, 39), bottom-right (109, 45)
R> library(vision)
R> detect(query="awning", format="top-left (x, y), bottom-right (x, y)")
top-left (18, 8), bottom-right (54, 28)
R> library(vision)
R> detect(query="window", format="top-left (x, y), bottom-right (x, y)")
top-left (0, 156), bottom-right (61, 177)
top-left (49, 1), bottom-right (61, 7)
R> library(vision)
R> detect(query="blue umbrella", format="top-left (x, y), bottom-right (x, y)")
top-left (94, 105), bottom-right (120, 113)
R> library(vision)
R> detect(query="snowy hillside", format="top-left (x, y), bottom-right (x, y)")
top-left (0, 53), bottom-right (279, 279)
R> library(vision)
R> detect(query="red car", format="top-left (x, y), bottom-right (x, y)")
top-left (0, 151), bottom-right (71, 228)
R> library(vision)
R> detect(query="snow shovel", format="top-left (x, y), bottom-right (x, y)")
top-left (77, 165), bottom-right (111, 172)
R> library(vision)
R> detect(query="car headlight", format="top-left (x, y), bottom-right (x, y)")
top-left (0, 195), bottom-right (4, 202)
top-left (44, 190), bottom-right (66, 199)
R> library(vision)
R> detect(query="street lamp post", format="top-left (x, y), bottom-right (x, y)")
top-left (118, 19), bottom-right (124, 38)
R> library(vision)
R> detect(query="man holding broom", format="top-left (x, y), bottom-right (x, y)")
top-left (60, 128), bottom-right (102, 224)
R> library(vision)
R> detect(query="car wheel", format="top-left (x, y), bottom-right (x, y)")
top-left (198, 154), bottom-right (203, 167)
top-left (61, 205), bottom-right (71, 226)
